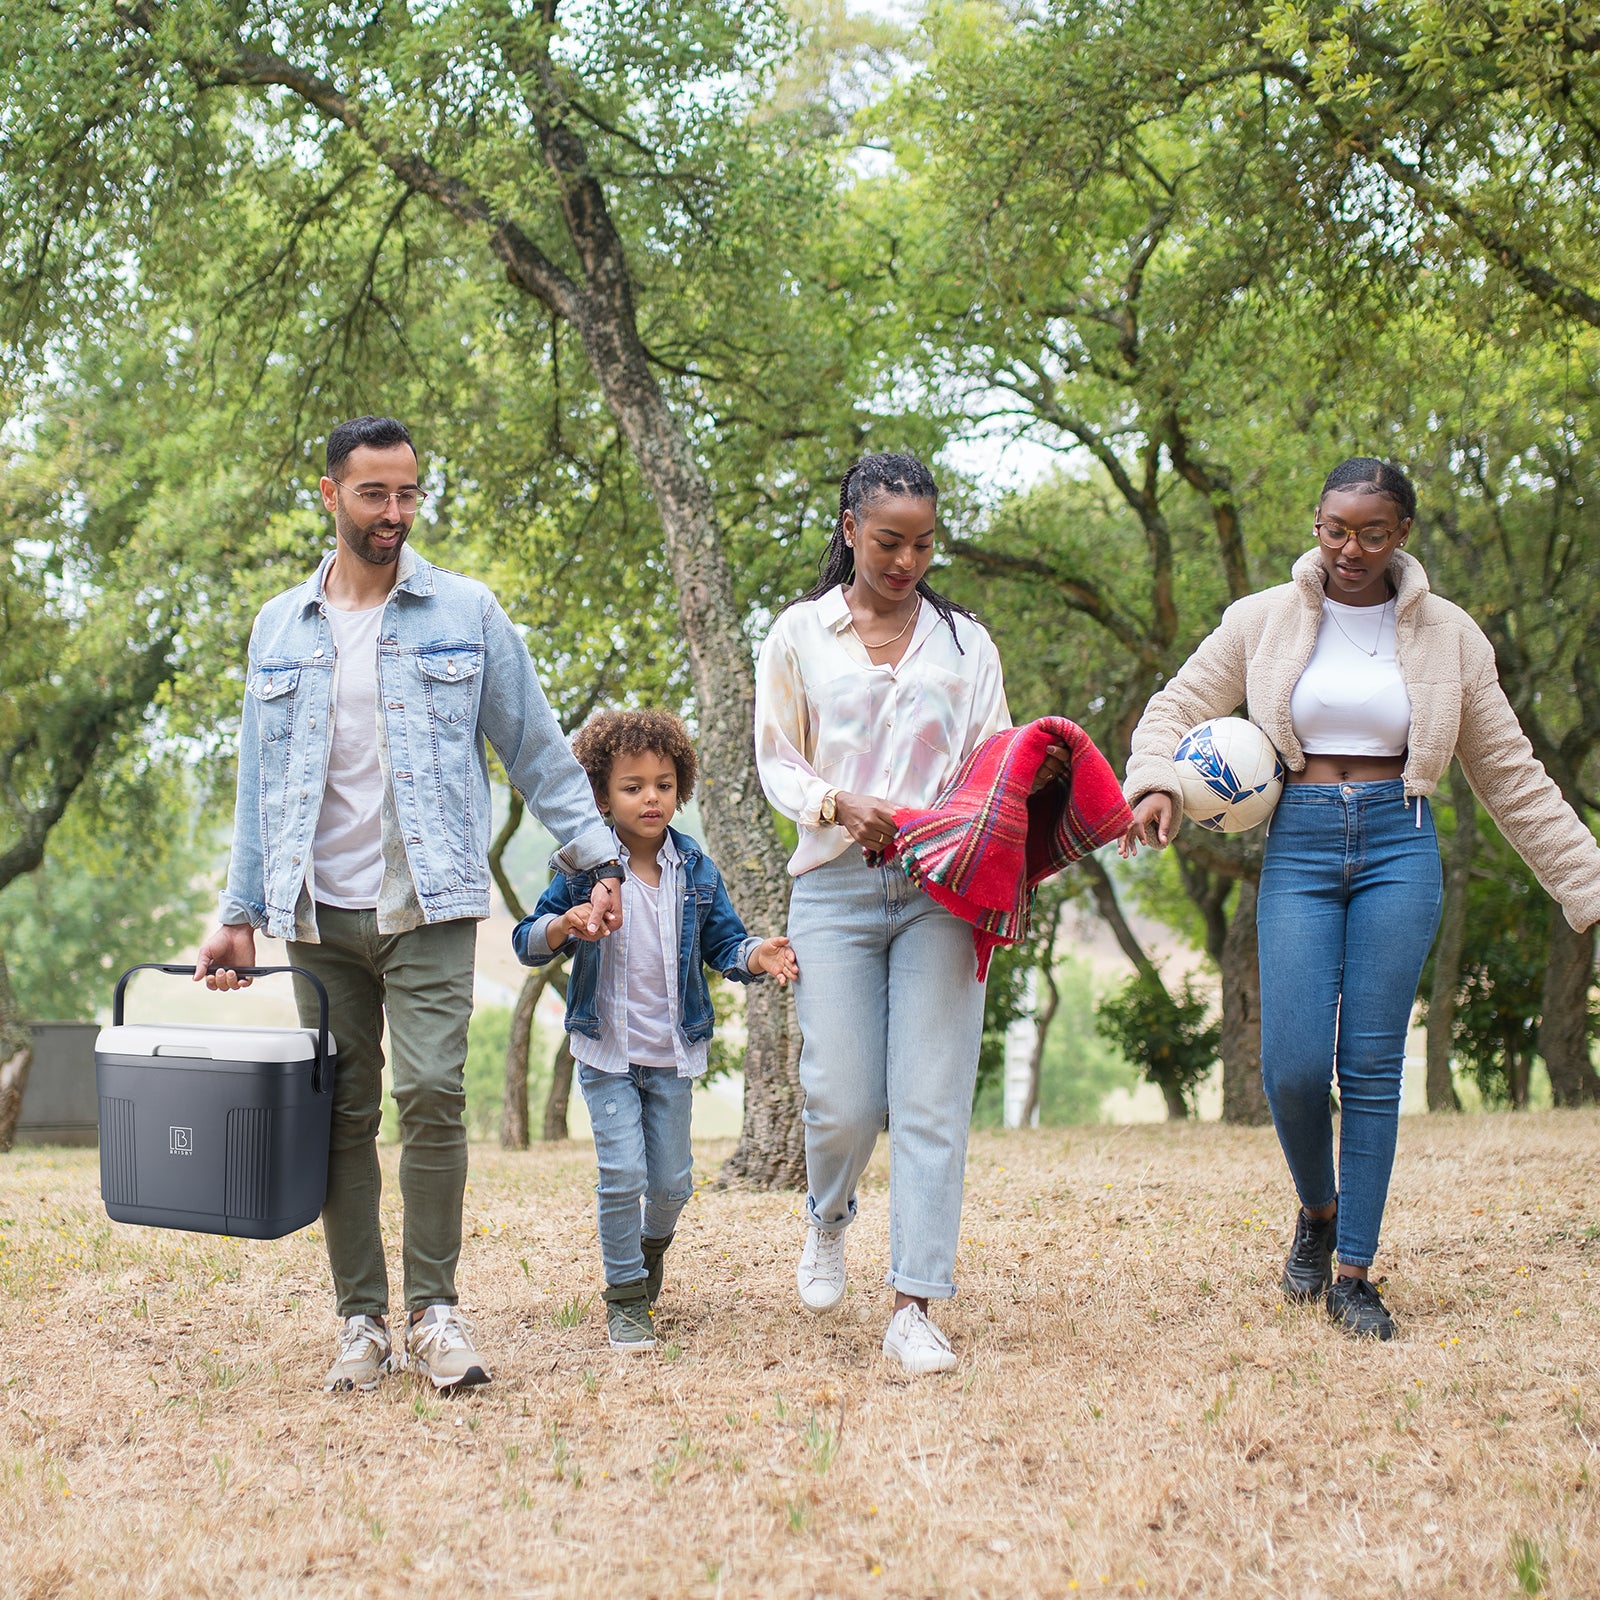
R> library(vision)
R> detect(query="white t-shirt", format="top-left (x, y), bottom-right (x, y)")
top-left (1289, 598), bottom-right (1412, 757)
top-left (621, 874), bottom-right (679, 1070)
top-left (311, 603), bottom-right (386, 909)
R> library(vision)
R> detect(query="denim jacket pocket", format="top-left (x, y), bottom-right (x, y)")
top-left (248, 665), bottom-right (301, 742)
top-left (417, 646), bottom-right (485, 728)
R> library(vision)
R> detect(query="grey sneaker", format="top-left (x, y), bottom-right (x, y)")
top-left (407, 1305), bottom-right (492, 1390)
top-left (323, 1314), bottom-right (392, 1393)
top-left (604, 1282), bottom-right (657, 1353)
top-left (642, 1231), bottom-right (674, 1306)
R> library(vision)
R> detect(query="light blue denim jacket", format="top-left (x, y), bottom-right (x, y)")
top-left (218, 546), bottom-right (615, 942)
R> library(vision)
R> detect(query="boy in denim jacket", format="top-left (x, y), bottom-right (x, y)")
top-left (513, 711), bottom-right (797, 1351)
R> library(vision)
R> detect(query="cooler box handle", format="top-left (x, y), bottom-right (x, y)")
top-left (110, 964), bottom-right (333, 1095)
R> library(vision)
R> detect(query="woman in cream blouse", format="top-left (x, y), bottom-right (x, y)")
top-left (755, 451), bottom-right (1063, 1376)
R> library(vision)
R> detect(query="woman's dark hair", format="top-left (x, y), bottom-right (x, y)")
top-left (1318, 457), bottom-right (1417, 523)
top-left (327, 415), bottom-right (415, 480)
top-left (791, 452), bottom-right (977, 651)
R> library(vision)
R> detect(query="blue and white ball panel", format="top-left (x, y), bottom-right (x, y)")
top-left (1172, 718), bottom-right (1285, 834)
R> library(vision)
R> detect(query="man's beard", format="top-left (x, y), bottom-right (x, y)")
top-left (336, 506), bottom-right (408, 566)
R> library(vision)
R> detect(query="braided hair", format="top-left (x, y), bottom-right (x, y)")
top-left (1319, 457), bottom-right (1417, 522)
top-left (791, 452), bottom-right (978, 651)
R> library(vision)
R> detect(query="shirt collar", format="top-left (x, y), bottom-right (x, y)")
top-left (817, 584), bottom-right (853, 633)
top-left (302, 544), bottom-right (433, 610)
top-left (616, 829), bottom-right (681, 869)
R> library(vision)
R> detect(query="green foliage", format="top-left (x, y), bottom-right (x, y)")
top-left (1095, 971), bottom-right (1221, 1118)
top-left (1419, 807), bottom-right (1596, 1108)
top-left (0, 763), bottom-right (207, 1021)
top-left (971, 951), bottom-right (1138, 1128)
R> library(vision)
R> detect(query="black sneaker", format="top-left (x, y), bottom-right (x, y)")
top-left (641, 1231), bottom-right (674, 1306)
top-left (1281, 1205), bottom-right (1337, 1300)
top-left (1326, 1275), bottom-right (1395, 1340)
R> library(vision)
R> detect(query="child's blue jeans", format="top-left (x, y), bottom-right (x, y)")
top-left (1256, 780), bottom-right (1442, 1269)
top-left (576, 1061), bottom-right (695, 1288)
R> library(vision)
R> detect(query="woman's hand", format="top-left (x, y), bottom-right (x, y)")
top-left (1031, 743), bottom-right (1070, 794)
top-left (1118, 794), bottom-right (1176, 858)
top-left (749, 936), bottom-right (799, 986)
top-left (832, 791), bottom-right (900, 854)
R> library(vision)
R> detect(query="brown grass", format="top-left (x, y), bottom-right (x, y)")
top-left (2, 1112), bottom-right (1597, 1598)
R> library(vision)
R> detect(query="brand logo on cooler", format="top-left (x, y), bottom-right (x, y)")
top-left (169, 1126), bottom-right (194, 1156)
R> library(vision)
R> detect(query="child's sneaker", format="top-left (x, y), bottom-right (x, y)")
top-left (407, 1305), bottom-right (492, 1390)
top-left (642, 1232), bottom-right (675, 1306)
top-left (882, 1303), bottom-right (957, 1375)
top-left (604, 1283), bottom-right (657, 1353)
top-left (323, 1314), bottom-right (392, 1392)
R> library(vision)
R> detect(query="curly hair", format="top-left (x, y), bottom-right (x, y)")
top-left (571, 709), bottom-right (698, 806)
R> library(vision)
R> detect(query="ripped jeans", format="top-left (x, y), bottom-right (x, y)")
top-left (576, 1061), bottom-right (695, 1288)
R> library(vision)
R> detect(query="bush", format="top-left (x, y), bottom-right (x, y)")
top-left (1094, 970), bottom-right (1219, 1118)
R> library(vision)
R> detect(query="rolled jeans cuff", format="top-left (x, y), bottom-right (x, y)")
top-left (884, 1268), bottom-right (956, 1301)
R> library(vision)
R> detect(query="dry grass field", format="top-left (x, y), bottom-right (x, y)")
top-left (3, 1111), bottom-right (1598, 1599)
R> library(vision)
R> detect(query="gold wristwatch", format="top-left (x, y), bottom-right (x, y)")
top-left (820, 788), bottom-right (840, 826)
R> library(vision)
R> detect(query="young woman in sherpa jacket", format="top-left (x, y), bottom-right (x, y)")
top-left (1119, 457), bottom-right (1600, 1340)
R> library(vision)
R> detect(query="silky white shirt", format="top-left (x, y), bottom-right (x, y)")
top-left (754, 585), bottom-right (1012, 875)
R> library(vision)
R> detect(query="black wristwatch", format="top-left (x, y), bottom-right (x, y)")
top-left (593, 861), bottom-right (625, 883)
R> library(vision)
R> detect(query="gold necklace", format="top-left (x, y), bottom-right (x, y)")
top-left (853, 597), bottom-right (921, 651)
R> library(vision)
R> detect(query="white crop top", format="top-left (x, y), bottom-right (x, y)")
top-left (1289, 599), bottom-right (1411, 757)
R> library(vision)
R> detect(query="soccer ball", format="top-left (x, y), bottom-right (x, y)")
top-left (1173, 718), bottom-right (1284, 834)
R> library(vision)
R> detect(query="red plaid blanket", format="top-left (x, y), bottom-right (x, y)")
top-left (873, 716), bottom-right (1133, 979)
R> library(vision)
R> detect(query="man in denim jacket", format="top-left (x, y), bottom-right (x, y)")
top-left (195, 416), bottom-right (622, 1393)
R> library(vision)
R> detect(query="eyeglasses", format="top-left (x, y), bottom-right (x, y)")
top-left (1314, 518), bottom-right (1402, 554)
top-left (331, 481), bottom-right (428, 512)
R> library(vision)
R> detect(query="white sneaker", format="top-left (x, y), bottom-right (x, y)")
top-left (882, 1303), bottom-right (957, 1375)
top-left (323, 1314), bottom-right (392, 1393)
top-left (797, 1225), bottom-right (847, 1312)
top-left (407, 1305), bottom-right (492, 1390)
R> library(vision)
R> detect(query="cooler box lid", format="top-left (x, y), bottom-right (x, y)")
top-left (96, 1023), bottom-right (337, 1064)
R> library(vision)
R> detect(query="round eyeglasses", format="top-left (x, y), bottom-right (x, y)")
top-left (331, 481), bottom-right (428, 512)
top-left (1314, 518), bottom-right (1401, 554)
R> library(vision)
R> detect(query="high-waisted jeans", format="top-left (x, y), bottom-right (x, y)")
top-left (787, 846), bottom-right (987, 1300)
top-left (1256, 780), bottom-right (1442, 1268)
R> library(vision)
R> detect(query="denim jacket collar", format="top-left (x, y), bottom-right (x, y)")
top-left (298, 545), bottom-right (438, 612)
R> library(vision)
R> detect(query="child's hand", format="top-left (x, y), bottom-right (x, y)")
top-left (750, 936), bottom-right (799, 985)
top-left (563, 901), bottom-right (610, 943)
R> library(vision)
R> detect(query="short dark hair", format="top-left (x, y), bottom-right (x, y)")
top-left (1319, 457), bottom-right (1417, 523)
top-left (326, 416), bottom-right (416, 481)
top-left (572, 710), bottom-right (698, 805)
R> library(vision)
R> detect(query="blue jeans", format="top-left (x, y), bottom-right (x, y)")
top-left (1257, 780), bottom-right (1442, 1268)
top-left (788, 846), bottom-right (987, 1300)
top-left (576, 1062), bottom-right (695, 1288)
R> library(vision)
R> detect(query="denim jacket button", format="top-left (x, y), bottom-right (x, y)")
top-left (314, 647), bottom-right (324, 658)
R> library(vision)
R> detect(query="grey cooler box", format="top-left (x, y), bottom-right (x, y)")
top-left (95, 964), bottom-right (335, 1239)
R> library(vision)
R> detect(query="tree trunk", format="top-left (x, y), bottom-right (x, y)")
top-left (1537, 903), bottom-right (1599, 1105)
top-left (504, 961), bottom-right (568, 1148)
top-left (543, 1034), bottom-right (576, 1142)
top-left (1158, 1078), bottom-right (1189, 1120)
top-left (1425, 763), bottom-right (1474, 1111)
top-left (0, 947), bottom-right (34, 1154)
top-left (1509, 1051), bottom-right (1532, 1110)
top-left (501, 970), bottom-right (538, 1150)
top-left (1023, 950), bottom-right (1061, 1128)
top-left (1219, 877), bottom-right (1269, 1125)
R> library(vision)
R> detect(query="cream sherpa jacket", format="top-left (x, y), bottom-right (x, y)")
top-left (1124, 548), bottom-right (1600, 931)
